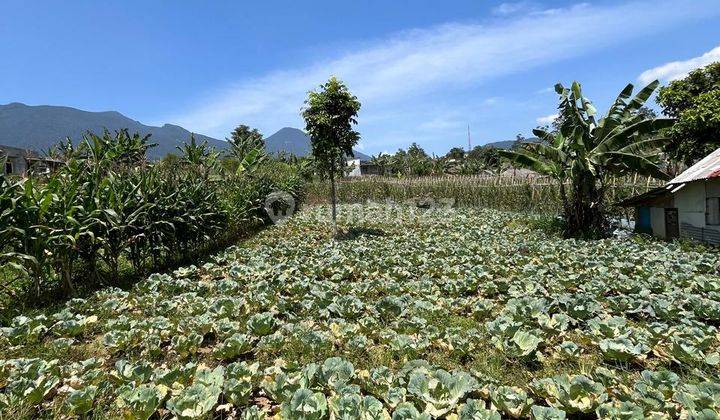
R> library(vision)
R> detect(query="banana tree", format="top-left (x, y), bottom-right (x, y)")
top-left (370, 154), bottom-right (389, 176)
top-left (500, 80), bottom-right (674, 236)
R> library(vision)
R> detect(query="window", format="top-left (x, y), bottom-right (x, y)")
top-left (4, 161), bottom-right (12, 175)
top-left (707, 197), bottom-right (720, 225)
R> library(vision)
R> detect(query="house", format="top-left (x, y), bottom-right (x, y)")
top-left (498, 167), bottom-right (541, 178)
top-left (346, 158), bottom-right (382, 177)
top-left (619, 146), bottom-right (720, 245)
top-left (1, 144), bottom-right (63, 177)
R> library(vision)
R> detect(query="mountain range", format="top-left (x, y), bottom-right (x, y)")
top-left (0, 103), bottom-right (370, 160)
top-left (1, 102), bottom-right (526, 160)
top-left (265, 127), bottom-right (370, 160)
top-left (0, 102), bottom-right (228, 159)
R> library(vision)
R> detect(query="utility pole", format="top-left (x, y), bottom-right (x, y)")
top-left (467, 125), bottom-right (471, 152)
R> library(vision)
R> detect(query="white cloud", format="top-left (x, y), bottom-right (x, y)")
top-left (536, 114), bottom-right (558, 125)
top-left (639, 45), bottom-right (720, 85)
top-left (160, 1), bottom-right (718, 154)
top-left (492, 2), bottom-right (537, 16)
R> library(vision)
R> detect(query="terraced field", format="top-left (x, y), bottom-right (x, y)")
top-left (2, 204), bottom-right (719, 418)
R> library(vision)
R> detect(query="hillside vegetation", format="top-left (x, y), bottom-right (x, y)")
top-left (2, 204), bottom-right (718, 418)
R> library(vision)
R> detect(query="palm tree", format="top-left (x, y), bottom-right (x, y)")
top-left (500, 80), bottom-right (674, 236)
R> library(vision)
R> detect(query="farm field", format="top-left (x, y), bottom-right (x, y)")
top-left (2, 204), bottom-right (720, 418)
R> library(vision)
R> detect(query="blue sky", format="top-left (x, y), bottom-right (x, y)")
top-left (1, 1), bottom-right (719, 155)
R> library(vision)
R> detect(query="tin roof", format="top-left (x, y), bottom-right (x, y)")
top-left (669, 146), bottom-right (720, 184)
top-left (617, 186), bottom-right (671, 207)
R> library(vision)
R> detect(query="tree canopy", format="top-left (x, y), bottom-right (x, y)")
top-left (227, 124), bottom-right (264, 160)
top-left (302, 76), bottom-right (361, 235)
top-left (657, 62), bottom-right (720, 164)
top-left (500, 80), bottom-right (672, 236)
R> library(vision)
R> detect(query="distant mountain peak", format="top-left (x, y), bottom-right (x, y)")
top-left (0, 103), bottom-right (227, 159)
top-left (0, 103), bottom-right (371, 160)
top-left (264, 127), bottom-right (369, 160)
top-left (5, 102), bottom-right (27, 108)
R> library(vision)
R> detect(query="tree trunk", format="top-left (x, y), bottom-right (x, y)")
top-left (566, 172), bottom-right (607, 237)
top-left (62, 261), bottom-right (74, 296)
top-left (330, 168), bottom-right (338, 237)
top-left (559, 179), bottom-right (569, 219)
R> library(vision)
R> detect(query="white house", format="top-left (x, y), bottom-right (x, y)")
top-left (620, 146), bottom-right (720, 245)
top-left (1, 144), bottom-right (63, 177)
top-left (346, 158), bottom-right (381, 177)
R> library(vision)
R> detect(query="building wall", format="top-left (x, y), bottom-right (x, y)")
top-left (633, 179), bottom-right (720, 244)
top-left (705, 179), bottom-right (720, 243)
top-left (650, 207), bottom-right (666, 238)
top-left (360, 164), bottom-right (381, 176)
top-left (346, 159), bottom-right (362, 177)
top-left (671, 178), bottom-right (720, 245)
top-left (707, 178), bottom-right (720, 199)
top-left (675, 181), bottom-right (706, 228)
top-left (6, 156), bottom-right (28, 175)
top-left (2, 145), bottom-right (32, 176)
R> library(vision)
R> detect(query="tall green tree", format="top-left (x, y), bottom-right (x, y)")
top-left (445, 147), bottom-right (466, 160)
top-left (467, 146), bottom-right (502, 172)
top-left (500, 81), bottom-right (673, 236)
top-left (406, 143), bottom-right (432, 176)
top-left (227, 124), bottom-right (265, 160)
top-left (657, 62), bottom-right (720, 164)
top-left (302, 76), bottom-right (361, 236)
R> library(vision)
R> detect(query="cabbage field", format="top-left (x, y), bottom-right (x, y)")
top-left (2, 204), bottom-right (719, 418)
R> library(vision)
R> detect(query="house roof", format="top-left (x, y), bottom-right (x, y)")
top-left (499, 167), bottom-right (541, 177)
top-left (0, 144), bottom-right (36, 157)
top-left (618, 146), bottom-right (720, 207)
top-left (669, 146), bottom-right (720, 184)
top-left (1, 144), bottom-right (63, 163)
top-left (617, 186), bottom-right (674, 207)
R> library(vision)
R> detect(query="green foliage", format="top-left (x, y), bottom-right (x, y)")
top-left (227, 124), bottom-right (265, 161)
top-left (246, 312), bottom-right (277, 336)
top-left (166, 366), bottom-right (224, 419)
top-left (302, 76), bottom-right (361, 235)
top-left (407, 368), bottom-right (477, 416)
top-left (445, 147), bottom-right (466, 160)
top-left (363, 144), bottom-right (509, 177)
top-left (490, 386), bottom-right (534, 418)
top-left (116, 383), bottom-right (167, 420)
top-left (530, 375), bottom-right (607, 413)
top-left (0, 129), bottom-right (305, 307)
top-left (307, 173), bottom-right (660, 220)
top-left (280, 388), bottom-right (328, 419)
top-left (500, 80), bottom-right (672, 236)
top-left (657, 62), bottom-right (720, 164)
top-left (65, 384), bottom-right (98, 414)
top-left (215, 333), bottom-right (253, 359)
top-left (224, 361), bottom-right (259, 406)
top-left (302, 76), bottom-right (361, 178)
top-left (2, 204), bottom-right (719, 417)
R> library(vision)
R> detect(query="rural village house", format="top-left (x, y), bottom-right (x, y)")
top-left (1, 144), bottom-right (63, 177)
top-left (346, 157), bottom-right (382, 177)
top-left (620, 146), bottom-right (720, 245)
